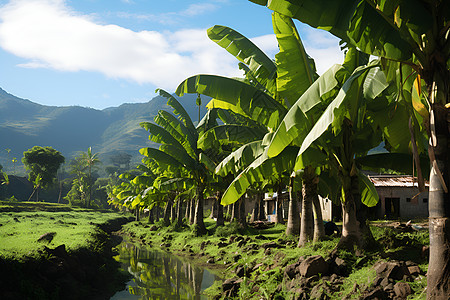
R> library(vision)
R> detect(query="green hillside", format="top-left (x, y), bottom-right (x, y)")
top-left (0, 88), bottom-right (208, 174)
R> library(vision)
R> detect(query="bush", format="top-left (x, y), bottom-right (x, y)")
top-left (214, 221), bottom-right (242, 237)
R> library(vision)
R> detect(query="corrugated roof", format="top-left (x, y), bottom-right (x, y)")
top-left (368, 175), bottom-right (429, 188)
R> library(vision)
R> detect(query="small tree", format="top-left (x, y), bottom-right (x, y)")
top-left (22, 146), bottom-right (65, 202)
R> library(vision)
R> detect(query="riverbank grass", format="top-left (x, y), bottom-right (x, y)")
top-left (0, 201), bottom-right (130, 260)
top-left (120, 217), bottom-right (429, 299)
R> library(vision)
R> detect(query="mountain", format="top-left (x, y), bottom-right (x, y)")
top-left (0, 88), bottom-right (208, 174)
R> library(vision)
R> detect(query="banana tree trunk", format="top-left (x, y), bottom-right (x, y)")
top-left (337, 173), bottom-right (375, 251)
top-left (189, 197), bottom-right (195, 225)
top-left (276, 184), bottom-right (285, 224)
top-left (176, 198), bottom-right (183, 227)
top-left (258, 192), bottom-right (266, 221)
top-left (238, 196), bottom-right (247, 228)
top-left (250, 194), bottom-right (259, 222)
top-left (427, 104), bottom-right (450, 299)
top-left (163, 197), bottom-right (173, 226)
top-left (286, 176), bottom-right (300, 236)
top-left (185, 198), bottom-right (190, 221)
top-left (148, 207), bottom-right (154, 224)
top-left (193, 185), bottom-right (207, 235)
top-left (298, 170), bottom-right (314, 247)
top-left (230, 202), bottom-right (238, 222)
top-left (216, 191), bottom-right (224, 227)
top-left (312, 194), bottom-right (325, 241)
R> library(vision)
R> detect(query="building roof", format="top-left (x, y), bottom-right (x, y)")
top-left (368, 175), bottom-right (429, 188)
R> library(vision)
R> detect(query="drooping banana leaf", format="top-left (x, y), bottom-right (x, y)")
top-left (198, 124), bottom-right (267, 150)
top-left (215, 140), bottom-right (266, 176)
top-left (272, 12), bottom-right (318, 103)
top-left (357, 153), bottom-right (430, 179)
top-left (207, 25), bottom-right (277, 92)
top-left (139, 147), bottom-right (185, 174)
top-left (220, 146), bottom-right (298, 205)
top-left (156, 89), bottom-right (197, 137)
top-left (358, 170), bottom-right (379, 207)
top-left (267, 64), bottom-right (343, 158)
top-left (250, 0), bottom-right (414, 61)
top-left (154, 110), bottom-right (197, 158)
top-left (298, 61), bottom-right (385, 156)
top-left (176, 74), bottom-right (287, 130)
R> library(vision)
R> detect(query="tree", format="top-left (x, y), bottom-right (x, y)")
top-left (251, 1), bottom-right (449, 297)
top-left (22, 146), bottom-right (65, 202)
top-left (140, 90), bottom-right (217, 235)
top-left (79, 147), bottom-right (100, 207)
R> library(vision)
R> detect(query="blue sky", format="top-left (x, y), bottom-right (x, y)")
top-left (0, 0), bottom-right (343, 109)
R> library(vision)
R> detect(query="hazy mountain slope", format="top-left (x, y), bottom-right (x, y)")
top-left (0, 88), bottom-right (207, 173)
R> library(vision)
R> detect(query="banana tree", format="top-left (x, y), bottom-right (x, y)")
top-left (251, 0), bottom-right (449, 296)
top-left (177, 14), bottom-right (320, 230)
top-left (140, 90), bottom-right (218, 235)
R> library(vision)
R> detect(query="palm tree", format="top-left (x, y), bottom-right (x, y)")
top-left (79, 147), bottom-right (100, 207)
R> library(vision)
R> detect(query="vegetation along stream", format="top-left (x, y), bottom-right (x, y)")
top-left (111, 240), bottom-right (219, 299)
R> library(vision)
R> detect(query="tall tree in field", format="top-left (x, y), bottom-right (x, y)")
top-left (22, 146), bottom-right (65, 202)
top-left (140, 90), bottom-right (217, 235)
top-left (79, 147), bottom-right (100, 207)
top-left (251, 0), bottom-right (449, 297)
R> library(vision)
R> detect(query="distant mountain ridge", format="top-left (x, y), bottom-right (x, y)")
top-left (0, 88), bottom-right (208, 173)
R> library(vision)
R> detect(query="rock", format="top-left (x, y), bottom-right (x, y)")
top-left (232, 254), bottom-right (241, 262)
top-left (374, 261), bottom-right (409, 281)
top-left (222, 278), bottom-right (242, 298)
top-left (421, 246), bottom-right (429, 259)
top-left (43, 244), bottom-right (67, 258)
top-left (262, 241), bottom-right (282, 249)
top-left (200, 241), bottom-right (207, 250)
top-left (237, 240), bottom-right (246, 247)
top-left (254, 234), bottom-right (267, 240)
top-left (361, 287), bottom-right (388, 300)
top-left (299, 255), bottom-right (329, 278)
top-left (284, 262), bottom-right (300, 279)
top-left (38, 232), bottom-right (56, 243)
top-left (217, 241), bottom-right (228, 248)
top-left (393, 282), bottom-right (412, 299)
top-left (407, 265), bottom-right (421, 277)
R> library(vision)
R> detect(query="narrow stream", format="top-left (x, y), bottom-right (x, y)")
top-left (110, 241), bottom-right (219, 299)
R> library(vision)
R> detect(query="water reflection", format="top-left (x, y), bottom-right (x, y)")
top-left (111, 241), bottom-right (218, 300)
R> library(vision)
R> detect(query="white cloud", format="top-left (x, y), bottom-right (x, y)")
top-left (0, 0), bottom-right (242, 91)
top-left (180, 3), bottom-right (218, 17)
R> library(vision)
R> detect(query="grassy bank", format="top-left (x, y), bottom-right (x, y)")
top-left (0, 201), bottom-right (133, 299)
top-left (119, 218), bottom-right (429, 299)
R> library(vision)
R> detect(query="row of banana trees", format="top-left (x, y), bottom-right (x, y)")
top-left (108, 1), bottom-right (448, 298)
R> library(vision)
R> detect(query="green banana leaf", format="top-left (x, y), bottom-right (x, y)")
top-left (176, 74), bottom-right (287, 130)
top-left (251, 0), bottom-right (414, 61)
top-left (198, 124), bottom-right (266, 150)
top-left (207, 25), bottom-right (276, 90)
top-left (154, 110), bottom-right (197, 158)
top-left (358, 170), bottom-right (379, 207)
top-left (272, 12), bottom-right (318, 103)
top-left (220, 146), bottom-right (298, 205)
top-left (298, 62), bottom-right (384, 156)
top-left (215, 140), bottom-right (266, 177)
top-left (267, 64), bottom-right (342, 158)
top-left (156, 89), bottom-right (197, 137)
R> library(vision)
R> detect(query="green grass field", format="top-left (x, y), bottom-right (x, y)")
top-left (0, 201), bottom-right (130, 260)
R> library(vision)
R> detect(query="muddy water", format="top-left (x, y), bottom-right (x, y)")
top-left (110, 241), bottom-right (219, 299)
